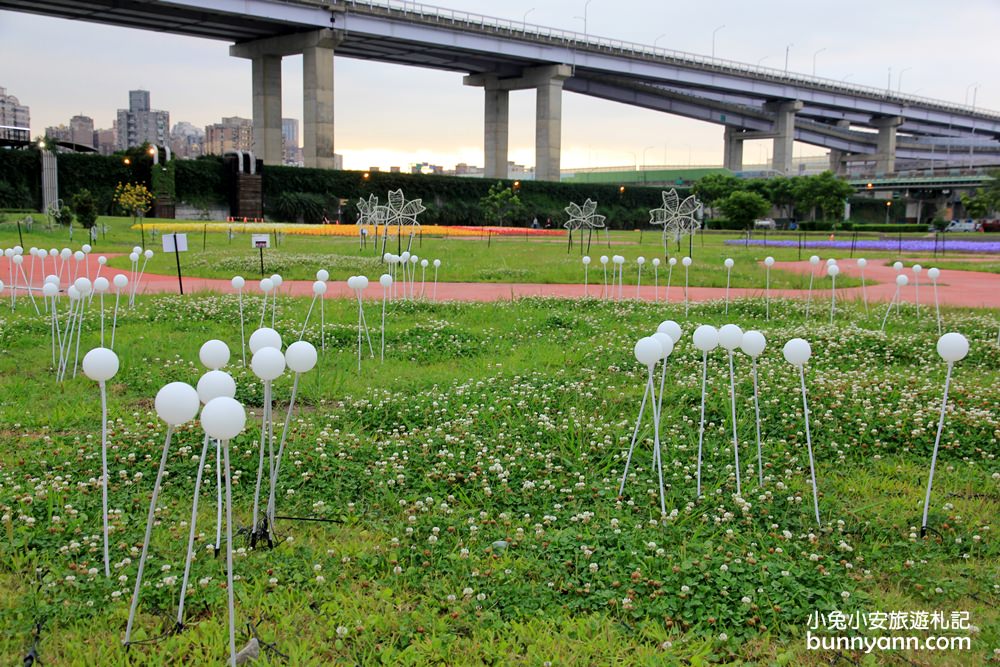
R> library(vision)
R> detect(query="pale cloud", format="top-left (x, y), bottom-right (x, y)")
top-left (1, 0), bottom-right (997, 171)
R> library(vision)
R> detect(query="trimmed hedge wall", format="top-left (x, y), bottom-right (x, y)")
top-left (0, 150), bottom-right (685, 227)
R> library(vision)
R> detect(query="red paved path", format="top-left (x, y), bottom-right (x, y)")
top-left (8, 255), bottom-right (1000, 308)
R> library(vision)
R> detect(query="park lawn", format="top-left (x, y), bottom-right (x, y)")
top-left (6, 213), bottom-right (998, 289)
top-left (0, 290), bottom-right (997, 666)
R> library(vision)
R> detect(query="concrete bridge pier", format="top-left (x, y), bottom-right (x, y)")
top-left (465, 64), bottom-right (571, 182)
top-left (765, 99), bottom-right (803, 175)
top-left (231, 29), bottom-right (342, 168)
top-left (873, 115), bottom-right (903, 176)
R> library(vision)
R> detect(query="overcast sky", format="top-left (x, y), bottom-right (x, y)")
top-left (2, 0), bottom-right (997, 171)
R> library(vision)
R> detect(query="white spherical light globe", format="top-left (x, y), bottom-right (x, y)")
top-left (251, 347), bottom-right (285, 381)
top-left (346, 276), bottom-right (357, 290)
top-left (633, 337), bottom-right (661, 367)
top-left (285, 340), bottom-right (318, 374)
top-left (637, 256), bottom-right (646, 265)
top-left (912, 264), bottom-right (922, 274)
top-left (652, 258), bottom-right (660, 267)
top-left (271, 274), bottom-right (283, 288)
top-left (313, 280), bottom-right (327, 296)
top-left (74, 278), bottom-right (92, 296)
top-left (809, 255), bottom-right (820, 266)
top-left (682, 257), bottom-right (692, 267)
top-left (248, 327), bottom-right (282, 354)
top-left (857, 258), bottom-right (867, 268)
top-left (199, 339), bottom-right (230, 370)
top-left (927, 267), bottom-right (940, 280)
top-left (433, 259), bottom-right (441, 268)
top-left (826, 258), bottom-right (837, 267)
top-left (668, 257), bottom-right (677, 266)
top-left (357, 276), bottom-right (369, 290)
top-left (155, 382), bottom-right (200, 426)
top-left (67, 285), bottom-right (80, 301)
top-left (132, 246), bottom-right (142, 254)
top-left (718, 324), bottom-right (744, 350)
top-left (144, 249), bottom-right (153, 259)
top-left (98, 255), bottom-right (108, 266)
top-left (600, 255), bottom-right (608, 264)
top-left (316, 269), bottom-right (330, 282)
top-left (782, 338), bottom-right (812, 366)
top-left (44, 274), bottom-right (59, 286)
top-left (724, 258), bottom-right (734, 269)
top-left (401, 251), bottom-right (411, 262)
top-left (936, 332), bottom-right (969, 363)
top-left (196, 370), bottom-right (237, 404)
top-left (129, 252), bottom-right (139, 263)
top-left (410, 256), bottom-right (418, 265)
top-left (82, 347), bottom-right (119, 382)
top-left (651, 332), bottom-right (674, 359)
top-left (201, 397), bottom-right (247, 441)
top-left (692, 325), bottom-right (719, 352)
top-left (827, 265), bottom-right (840, 277)
top-left (259, 278), bottom-right (274, 293)
top-left (113, 274), bottom-right (128, 289)
top-left (382, 253), bottom-right (392, 262)
top-left (421, 259), bottom-right (428, 268)
top-left (94, 277), bottom-right (110, 293)
top-left (60, 248), bottom-right (72, 260)
top-left (231, 276), bottom-right (245, 290)
top-left (12, 254), bottom-right (23, 265)
top-left (82, 244), bottom-right (92, 253)
top-left (657, 320), bottom-right (682, 343)
top-left (49, 249), bottom-right (58, 258)
top-left (380, 274), bottom-right (393, 288)
top-left (74, 251), bottom-right (85, 262)
top-left (42, 282), bottom-right (58, 298)
top-left (896, 274), bottom-right (909, 287)
top-left (892, 261), bottom-right (903, 272)
top-left (740, 330), bottom-right (766, 358)
top-left (582, 256), bottom-right (591, 265)
top-left (764, 256), bottom-right (775, 267)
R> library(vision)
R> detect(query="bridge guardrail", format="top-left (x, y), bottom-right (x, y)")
top-left (331, 0), bottom-right (999, 122)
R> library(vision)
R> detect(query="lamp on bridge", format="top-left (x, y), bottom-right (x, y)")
top-left (513, 180), bottom-right (521, 192)
top-left (885, 200), bottom-right (892, 225)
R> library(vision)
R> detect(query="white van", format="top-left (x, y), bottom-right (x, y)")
top-left (944, 219), bottom-right (979, 232)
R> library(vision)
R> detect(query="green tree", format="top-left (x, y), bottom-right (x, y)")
top-left (71, 189), bottom-right (99, 229)
top-left (717, 190), bottom-right (771, 229)
top-left (961, 169), bottom-right (1000, 217)
top-left (764, 176), bottom-right (797, 219)
top-left (793, 171), bottom-right (853, 221)
top-left (113, 182), bottom-right (155, 225)
top-left (479, 181), bottom-right (524, 226)
top-left (692, 173), bottom-right (743, 210)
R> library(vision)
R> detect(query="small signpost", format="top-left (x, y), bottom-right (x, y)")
top-left (163, 233), bottom-right (188, 295)
top-left (252, 234), bottom-right (270, 277)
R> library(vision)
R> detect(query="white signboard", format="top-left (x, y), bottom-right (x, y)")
top-left (251, 234), bottom-right (271, 249)
top-left (162, 233), bottom-right (188, 253)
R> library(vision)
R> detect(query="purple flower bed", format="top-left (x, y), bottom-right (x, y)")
top-left (725, 239), bottom-right (1000, 254)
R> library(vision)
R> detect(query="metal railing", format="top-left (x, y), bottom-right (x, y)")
top-left (325, 0), bottom-right (999, 121)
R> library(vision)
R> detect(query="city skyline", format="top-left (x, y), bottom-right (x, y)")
top-left (2, 0), bottom-right (998, 172)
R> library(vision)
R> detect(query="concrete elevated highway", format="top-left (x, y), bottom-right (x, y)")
top-left (3, 0), bottom-right (999, 180)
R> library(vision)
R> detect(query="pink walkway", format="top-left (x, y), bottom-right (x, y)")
top-left (8, 254), bottom-right (1000, 308)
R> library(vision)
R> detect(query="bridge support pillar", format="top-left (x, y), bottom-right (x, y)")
top-left (723, 127), bottom-right (744, 171)
top-left (535, 70), bottom-right (568, 182)
top-left (873, 115), bottom-right (903, 176)
top-left (765, 100), bottom-right (802, 175)
top-left (251, 55), bottom-right (283, 166)
top-left (465, 64), bottom-right (571, 182)
top-left (484, 85), bottom-right (509, 179)
top-left (828, 120), bottom-right (851, 175)
top-left (231, 29), bottom-right (342, 169)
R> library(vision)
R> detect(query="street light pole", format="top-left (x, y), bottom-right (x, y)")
top-left (522, 8), bottom-right (535, 30)
top-left (784, 43), bottom-right (793, 73)
top-left (642, 145), bottom-right (654, 182)
top-left (654, 33), bottom-right (666, 49)
top-left (811, 48), bottom-right (826, 76)
top-left (712, 24), bottom-right (725, 58)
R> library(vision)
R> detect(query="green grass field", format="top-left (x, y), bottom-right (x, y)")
top-left (0, 280), bottom-right (997, 664)
top-left (5, 214), bottom-right (995, 289)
